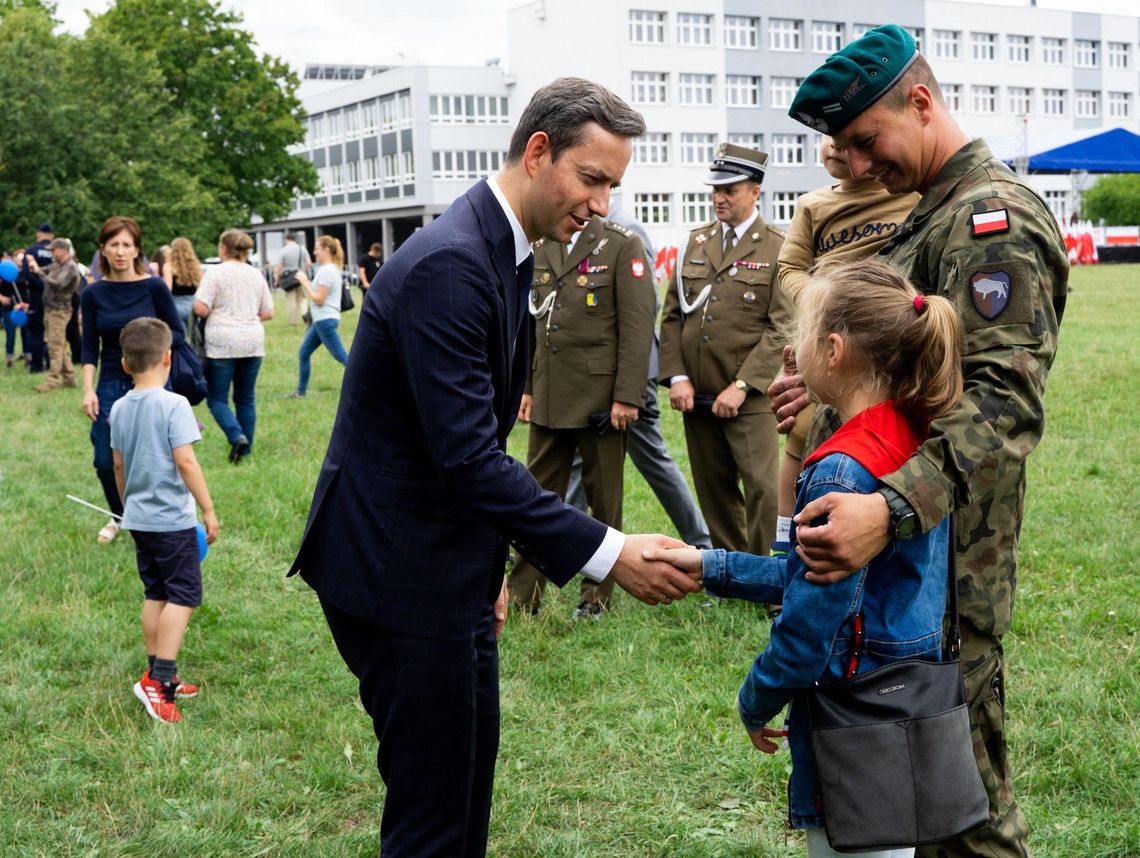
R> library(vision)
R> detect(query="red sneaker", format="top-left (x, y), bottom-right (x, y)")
top-left (133, 672), bottom-right (181, 723)
top-left (172, 676), bottom-right (198, 698)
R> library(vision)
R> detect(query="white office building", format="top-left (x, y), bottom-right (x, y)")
top-left (250, 62), bottom-right (512, 266)
top-left (260, 1), bottom-right (1140, 260)
top-left (508, 0), bottom-right (1140, 250)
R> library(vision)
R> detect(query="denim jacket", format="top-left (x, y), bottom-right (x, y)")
top-left (702, 451), bottom-right (950, 830)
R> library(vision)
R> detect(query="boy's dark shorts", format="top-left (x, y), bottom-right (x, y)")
top-left (130, 528), bottom-right (203, 607)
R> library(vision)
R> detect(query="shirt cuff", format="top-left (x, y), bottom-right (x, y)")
top-left (580, 527), bottom-right (624, 581)
top-left (669, 375), bottom-right (690, 385)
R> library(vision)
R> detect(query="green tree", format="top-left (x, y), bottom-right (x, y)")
top-left (0, 5), bottom-right (76, 251)
top-left (1082, 174), bottom-right (1140, 226)
top-left (0, 5), bottom-right (220, 255)
top-left (91, 0), bottom-right (317, 227)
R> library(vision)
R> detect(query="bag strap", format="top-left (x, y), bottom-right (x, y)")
top-left (946, 514), bottom-right (961, 662)
top-left (844, 513), bottom-right (962, 675)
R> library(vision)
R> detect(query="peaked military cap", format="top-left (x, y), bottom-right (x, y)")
top-left (788, 24), bottom-right (919, 135)
top-left (704, 143), bottom-right (767, 186)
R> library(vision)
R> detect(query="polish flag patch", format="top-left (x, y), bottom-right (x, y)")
top-left (630, 258), bottom-right (646, 279)
top-left (970, 209), bottom-right (1010, 237)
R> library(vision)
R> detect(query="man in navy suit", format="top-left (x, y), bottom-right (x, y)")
top-left (289, 78), bottom-right (701, 857)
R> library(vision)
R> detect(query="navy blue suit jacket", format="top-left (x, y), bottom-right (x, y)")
top-left (289, 180), bottom-right (608, 640)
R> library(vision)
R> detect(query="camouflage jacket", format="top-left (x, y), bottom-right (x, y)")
top-left (809, 139), bottom-right (1069, 637)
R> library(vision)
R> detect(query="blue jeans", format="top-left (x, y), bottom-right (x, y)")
top-left (297, 318), bottom-right (347, 395)
top-left (3, 306), bottom-right (29, 359)
top-left (172, 295), bottom-right (196, 334)
top-left (205, 356), bottom-right (263, 450)
top-left (90, 375), bottom-right (134, 516)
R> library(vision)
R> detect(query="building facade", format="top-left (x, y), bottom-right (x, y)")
top-left (250, 63), bottom-right (512, 268)
top-left (508, 0), bottom-right (1140, 250)
top-left (260, 1), bottom-right (1140, 262)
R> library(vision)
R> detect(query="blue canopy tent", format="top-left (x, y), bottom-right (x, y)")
top-left (986, 126), bottom-right (1140, 174)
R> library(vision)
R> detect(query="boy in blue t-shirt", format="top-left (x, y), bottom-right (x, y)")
top-left (110, 318), bottom-right (218, 724)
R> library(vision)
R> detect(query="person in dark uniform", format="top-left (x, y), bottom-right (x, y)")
top-left (509, 214), bottom-right (657, 619)
top-left (21, 222), bottom-right (55, 373)
top-left (356, 242), bottom-right (383, 290)
top-left (660, 144), bottom-right (791, 555)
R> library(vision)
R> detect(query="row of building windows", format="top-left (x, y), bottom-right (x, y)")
top-left (307, 152), bottom-right (416, 196)
top-left (428, 95), bottom-right (511, 125)
top-left (633, 190), bottom-right (804, 225)
top-left (930, 32), bottom-right (1131, 68)
top-left (626, 11), bottom-right (1137, 70)
top-left (635, 188), bottom-right (1071, 227)
top-left (307, 91), bottom-right (413, 145)
top-left (942, 85), bottom-right (1132, 119)
top-left (634, 132), bottom-right (818, 167)
top-left (629, 12), bottom-right (900, 52)
top-left (431, 150), bottom-right (508, 180)
top-left (630, 70), bottom-right (1137, 116)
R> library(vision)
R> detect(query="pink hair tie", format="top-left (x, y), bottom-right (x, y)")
top-left (913, 294), bottom-right (926, 313)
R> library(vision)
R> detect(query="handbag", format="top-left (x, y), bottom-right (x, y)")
top-left (170, 340), bottom-right (208, 405)
top-left (807, 520), bottom-right (990, 853)
top-left (278, 268), bottom-right (301, 291)
top-left (339, 280), bottom-right (355, 312)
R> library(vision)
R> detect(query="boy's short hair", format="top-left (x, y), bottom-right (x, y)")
top-left (120, 318), bottom-right (172, 374)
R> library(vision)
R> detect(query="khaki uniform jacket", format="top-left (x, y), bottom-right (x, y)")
top-left (659, 216), bottom-right (791, 415)
top-left (525, 216), bottom-right (656, 429)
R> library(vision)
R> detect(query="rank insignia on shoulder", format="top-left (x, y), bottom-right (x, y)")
top-left (970, 209), bottom-right (1010, 237)
top-left (605, 222), bottom-right (632, 237)
top-left (971, 270), bottom-right (1011, 319)
top-left (630, 259), bottom-right (645, 279)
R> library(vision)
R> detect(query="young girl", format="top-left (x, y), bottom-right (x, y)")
top-left (289, 234), bottom-right (349, 398)
top-left (650, 258), bottom-right (964, 858)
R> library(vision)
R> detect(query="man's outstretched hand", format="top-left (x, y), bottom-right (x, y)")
top-left (611, 534), bottom-right (703, 605)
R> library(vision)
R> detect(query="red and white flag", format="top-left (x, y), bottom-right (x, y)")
top-left (970, 209), bottom-right (1010, 237)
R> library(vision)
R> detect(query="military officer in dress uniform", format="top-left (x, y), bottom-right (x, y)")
top-left (508, 215), bottom-right (657, 619)
top-left (659, 144), bottom-right (792, 556)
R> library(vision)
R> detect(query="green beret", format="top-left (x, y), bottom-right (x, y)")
top-left (788, 24), bottom-right (919, 135)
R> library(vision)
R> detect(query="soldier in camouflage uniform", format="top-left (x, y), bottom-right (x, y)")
top-left (784, 26), bottom-right (1068, 858)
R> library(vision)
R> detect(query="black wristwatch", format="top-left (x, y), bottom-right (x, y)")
top-left (878, 486), bottom-right (919, 540)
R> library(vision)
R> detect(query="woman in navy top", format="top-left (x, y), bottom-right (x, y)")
top-left (81, 216), bottom-right (182, 544)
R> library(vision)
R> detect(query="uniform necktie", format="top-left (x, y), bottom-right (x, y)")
top-left (723, 229), bottom-right (737, 256)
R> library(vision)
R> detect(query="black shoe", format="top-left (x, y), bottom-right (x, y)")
top-left (228, 435), bottom-right (250, 464)
top-left (570, 600), bottom-right (606, 622)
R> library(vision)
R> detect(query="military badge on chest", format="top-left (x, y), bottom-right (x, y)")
top-left (971, 270), bottom-right (1011, 319)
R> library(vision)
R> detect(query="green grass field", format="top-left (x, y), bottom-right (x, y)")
top-left (0, 265), bottom-right (1136, 856)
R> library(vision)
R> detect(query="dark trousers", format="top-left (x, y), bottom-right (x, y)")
top-left (320, 598), bottom-right (500, 858)
top-left (67, 295), bottom-right (81, 364)
top-left (25, 288), bottom-right (45, 371)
